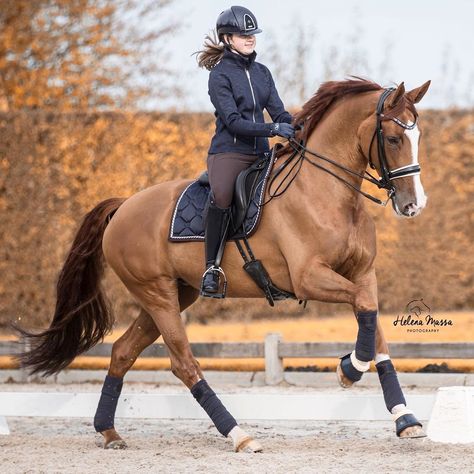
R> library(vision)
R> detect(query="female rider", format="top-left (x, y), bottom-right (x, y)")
top-left (196, 6), bottom-right (294, 296)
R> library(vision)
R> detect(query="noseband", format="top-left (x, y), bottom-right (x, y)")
top-left (264, 88), bottom-right (422, 207)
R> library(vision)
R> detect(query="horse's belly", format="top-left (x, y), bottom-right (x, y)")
top-left (171, 237), bottom-right (290, 298)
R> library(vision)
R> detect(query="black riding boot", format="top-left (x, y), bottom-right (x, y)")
top-left (201, 202), bottom-right (231, 296)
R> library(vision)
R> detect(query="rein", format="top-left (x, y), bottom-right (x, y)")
top-left (263, 88), bottom-right (421, 207)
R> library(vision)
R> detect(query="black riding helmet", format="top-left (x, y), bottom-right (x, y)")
top-left (216, 6), bottom-right (262, 39)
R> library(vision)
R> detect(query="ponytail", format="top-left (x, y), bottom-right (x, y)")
top-left (194, 30), bottom-right (226, 71)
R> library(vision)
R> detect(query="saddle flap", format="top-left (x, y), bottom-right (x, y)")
top-left (231, 157), bottom-right (267, 233)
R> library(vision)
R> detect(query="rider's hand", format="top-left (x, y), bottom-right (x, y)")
top-left (270, 122), bottom-right (295, 139)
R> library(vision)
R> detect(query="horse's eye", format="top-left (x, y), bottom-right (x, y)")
top-left (386, 136), bottom-right (401, 146)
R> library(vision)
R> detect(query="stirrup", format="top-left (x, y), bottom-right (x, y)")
top-left (200, 266), bottom-right (227, 299)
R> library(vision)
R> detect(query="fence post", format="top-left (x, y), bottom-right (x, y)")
top-left (265, 332), bottom-right (283, 385)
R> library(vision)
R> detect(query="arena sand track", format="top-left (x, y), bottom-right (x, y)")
top-left (1, 417), bottom-right (473, 473)
top-left (1, 383), bottom-right (473, 474)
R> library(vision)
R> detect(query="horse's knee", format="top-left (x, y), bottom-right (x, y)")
top-left (354, 295), bottom-right (377, 313)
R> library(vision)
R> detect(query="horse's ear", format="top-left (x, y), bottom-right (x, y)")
top-left (406, 80), bottom-right (431, 104)
top-left (386, 82), bottom-right (405, 109)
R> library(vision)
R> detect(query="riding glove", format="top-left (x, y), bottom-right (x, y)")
top-left (270, 122), bottom-right (295, 139)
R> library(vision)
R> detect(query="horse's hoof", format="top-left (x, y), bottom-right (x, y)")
top-left (236, 437), bottom-right (263, 453)
top-left (104, 439), bottom-right (128, 449)
top-left (398, 425), bottom-right (426, 438)
top-left (336, 362), bottom-right (354, 389)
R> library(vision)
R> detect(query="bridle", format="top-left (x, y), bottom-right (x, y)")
top-left (264, 88), bottom-right (421, 207)
top-left (367, 87), bottom-right (420, 191)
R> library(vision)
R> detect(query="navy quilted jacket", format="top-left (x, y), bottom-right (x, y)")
top-left (208, 47), bottom-right (292, 155)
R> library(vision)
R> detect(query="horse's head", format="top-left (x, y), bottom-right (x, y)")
top-left (362, 80), bottom-right (431, 217)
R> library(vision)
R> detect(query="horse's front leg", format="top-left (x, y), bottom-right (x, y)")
top-left (329, 269), bottom-right (425, 438)
top-left (293, 260), bottom-right (377, 385)
top-left (295, 263), bottom-right (422, 437)
top-left (332, 269), bottom-right (379, 389)
top-left (129, 277), bottom-right (262, 453)
top-left (373, 322), bottom-right (426, 438)
top-left (294, 263), bottom-right (379, 387)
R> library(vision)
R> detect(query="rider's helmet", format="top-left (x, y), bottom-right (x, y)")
top-left (216, 6), bottom-right (262, 40)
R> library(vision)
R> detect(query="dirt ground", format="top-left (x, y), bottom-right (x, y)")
top-left (1, 383), bottom-right (473, 473)
top-left (2, 417), bottom-right (473, 474)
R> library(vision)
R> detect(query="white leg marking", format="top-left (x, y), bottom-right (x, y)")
top-left (375, 353), bottom-right (390, 364)
top-left (391, 403), bottom-right (407, 415)
top-left (350, 350), bottom-right (370, 372)
top-left (228, 425), bottom-right (262, 453)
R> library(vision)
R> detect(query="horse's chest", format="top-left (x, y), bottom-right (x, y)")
top-left (336, 222), bottom-right (375, 276)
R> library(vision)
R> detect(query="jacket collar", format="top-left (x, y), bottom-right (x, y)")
top-left (223, 46), bottom-right (257, 68)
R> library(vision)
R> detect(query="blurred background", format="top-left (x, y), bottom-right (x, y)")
top-left (0, 1), bottom-right (472, 355)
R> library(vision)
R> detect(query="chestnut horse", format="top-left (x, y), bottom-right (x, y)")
top-left (18, 78), bottom-right (431, 452)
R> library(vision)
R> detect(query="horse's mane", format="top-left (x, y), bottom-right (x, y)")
top-left (278, 76), bottom-right (383, 155)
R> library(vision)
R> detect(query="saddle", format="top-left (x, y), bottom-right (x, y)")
top-left (197, 153), bottom-right (270, 237)
top-left (169, 144), bottom-right (281, 242)
top-left (168, 144), bottom-right (299, 306)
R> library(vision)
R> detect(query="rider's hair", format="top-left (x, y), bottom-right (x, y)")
top-left (194, 30), bottom-right (229, 70)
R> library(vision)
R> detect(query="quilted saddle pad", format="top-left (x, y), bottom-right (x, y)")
top-left (168, 153), bottom-right (275, 242)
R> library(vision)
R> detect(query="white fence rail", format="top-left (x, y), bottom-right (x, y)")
top-left (1, 334), bottom-right (473, 385)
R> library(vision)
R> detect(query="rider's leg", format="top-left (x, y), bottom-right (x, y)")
top-left (202, 200), bottom-right (231, 293)
top-left (202, 152), bottom-right (257, 294)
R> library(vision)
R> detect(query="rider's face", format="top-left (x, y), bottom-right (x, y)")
top-left (228, 34), bottom-right (256, 55)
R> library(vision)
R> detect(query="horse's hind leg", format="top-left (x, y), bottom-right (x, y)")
top-left (95, 283), bottom-right (199, 449)
top-left (130, 277), bottom-right (262, 453)
top-left (94, 308), bottom-right (161, 449)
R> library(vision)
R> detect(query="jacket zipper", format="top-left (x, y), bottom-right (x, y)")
top-left (245, 67), bottom-right (257, 152)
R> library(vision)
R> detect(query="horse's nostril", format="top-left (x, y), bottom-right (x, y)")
top-left (404, 203), bottom-right (417, 216)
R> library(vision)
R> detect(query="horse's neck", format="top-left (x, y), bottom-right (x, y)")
top-left (288, 95), bottom-right (373, 216)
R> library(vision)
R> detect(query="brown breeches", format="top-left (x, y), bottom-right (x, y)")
top-left (207, 152), bottom-right (259, 208)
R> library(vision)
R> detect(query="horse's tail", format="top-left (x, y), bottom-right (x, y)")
top-left (15, 197), bottom-right (126, 376)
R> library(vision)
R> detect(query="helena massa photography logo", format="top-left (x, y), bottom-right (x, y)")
top-left (393, 299), bottom-right (453, 333)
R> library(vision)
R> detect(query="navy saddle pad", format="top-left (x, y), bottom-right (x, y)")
top-left (168, 150), bottom-right (276, 242)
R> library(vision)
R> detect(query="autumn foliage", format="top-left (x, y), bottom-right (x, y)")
top-left (0, 0), bottom-right (178, 111)
top-left (0, 109), bottom-right (472, 330)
